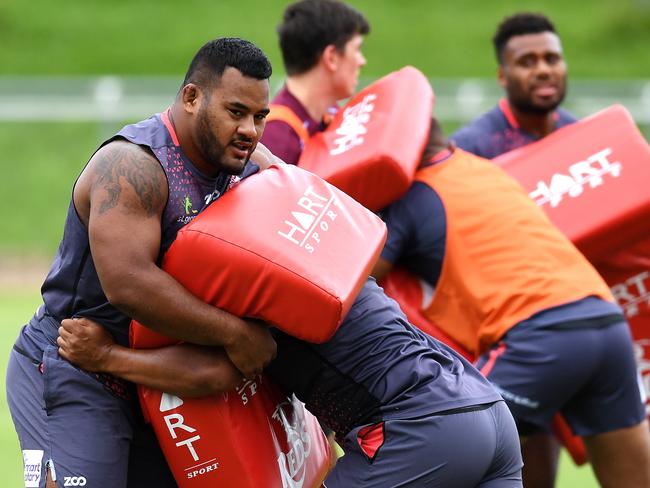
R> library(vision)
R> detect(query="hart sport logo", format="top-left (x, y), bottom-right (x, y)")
top-left (611, 272), bottom-right (650, 413)
top-left (277, 185), bottom-right (341, 254)
top-left (236, 376), bottom-right (261, 405)
top-left (611, 270), bottom-right (650, 318)
top-left (330, 93), bottom-right (377, 156)
top-left (157, 392), bottom-right (220, 479)
top-left (529, 148), bottom-right (622, 208)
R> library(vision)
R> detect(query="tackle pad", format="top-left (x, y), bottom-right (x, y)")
top-left (298, 66), bottom-right (434, 211)
top-left (130, 163), bottom-right (387, 487)
top-left (494, 105), bottom-right (650, 466)
top-left (494, 105), bottom-right (650, 261)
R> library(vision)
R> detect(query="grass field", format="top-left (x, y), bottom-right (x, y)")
top-left (2, 0), bottom-right (650, 77)
top-left (1, 290), bottom-right (41, 488)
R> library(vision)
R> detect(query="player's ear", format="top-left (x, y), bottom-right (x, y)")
top-left (497, 66), bottom-right (507, 89)
top-left (181, 83), bottom-right (202, 113)
top-left (322, 44), bottom-right (340, 72)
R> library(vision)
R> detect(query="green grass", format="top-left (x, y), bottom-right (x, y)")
top-left (0, 290), bottom-right (41, 488)
top-left (557, 451), bottom-right (599, 486)
top-left (0, 122), bottom-right (104, 254)
top-left (1, 0), bottom-right (649, 77)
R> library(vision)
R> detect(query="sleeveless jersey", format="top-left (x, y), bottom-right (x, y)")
top-left (265, 278), bottom-right (502, 437)
top-left (34, 111), bottom-right (259, 348)
top-left (415, 149), bottom-right (614, 355)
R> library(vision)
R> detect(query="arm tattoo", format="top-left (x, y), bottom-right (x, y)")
top-left (93, 142), bottom-right (166, 216)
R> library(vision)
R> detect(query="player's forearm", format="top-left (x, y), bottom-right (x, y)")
top-left (103, 343), bottom-right (242, 398)
top-left (104, 263), bottom-right (245, 348)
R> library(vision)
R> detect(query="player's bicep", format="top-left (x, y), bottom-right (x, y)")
top-left (86, 142), bottom-right (167, 295)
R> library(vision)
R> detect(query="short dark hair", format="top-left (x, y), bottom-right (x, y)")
top-left (182, 37), bottom-right (272, 89)
top-left (493, 13), bottom-right (557, 64)
top-left (278, 0), bottom-right (370, 76)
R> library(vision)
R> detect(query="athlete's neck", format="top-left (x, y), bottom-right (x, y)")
top-left (169, 104), bottom-right (214, 177)
top-left (286, 72), bottom-right (339, 123)
top-left (508, 100), bottom-right (557, 138)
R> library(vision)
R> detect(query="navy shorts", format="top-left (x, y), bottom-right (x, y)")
top-left (476, 320), bottom-right (645, 436)
top-left (6, 344), bottom-right (175, 487)
top-left (324, 401), bottom-right (522, 487)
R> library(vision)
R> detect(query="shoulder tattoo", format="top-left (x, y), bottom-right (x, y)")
top-left (93, 142), bottom-right (166, 216)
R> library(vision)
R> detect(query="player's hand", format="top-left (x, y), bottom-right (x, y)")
top-left (224, 318), bottom-right (277, 379)
top-left (252, 142), bottom-right (286, 169)
top-left (57, 317), bottom-right (115, 372)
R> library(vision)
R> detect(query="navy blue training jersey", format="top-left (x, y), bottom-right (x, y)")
top-left (30, 112), bottom-right (259, 349)
top-left (451, 99), bottom-right (576, 159)
top-left (380, 181), bottom-right (447, 287)
top-left (265, 278), bottom-right (502, 437)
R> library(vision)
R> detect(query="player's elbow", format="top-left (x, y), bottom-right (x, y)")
top-left (103, 287), bottom-right (139, 317)
top-left (101, 272), bottom-right (150, 316)
top-left (103, 286), bottom-right (128, 310)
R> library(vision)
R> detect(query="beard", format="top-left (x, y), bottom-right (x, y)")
top-left (195, 105), bottom-right (249, 176)
top-left (196, 107), bottom-right (226, 168)
top-left (508, 80), bottom-right (567, 116)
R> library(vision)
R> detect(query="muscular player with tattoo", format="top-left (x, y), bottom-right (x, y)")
top-left (6, 38), bottom-right (278, 488)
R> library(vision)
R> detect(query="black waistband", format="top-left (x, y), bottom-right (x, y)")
top-left (12, 344), bottom-right (40, 364)
top-left (434, 401), bottom-right (498, 416)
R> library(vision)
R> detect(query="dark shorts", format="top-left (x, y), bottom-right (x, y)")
top-left (324, 401), bottom-right (522, 487)
top-left (6, 344), bottom-right (175, 487)
top-left (476, 320), bottom-right (645, 436)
